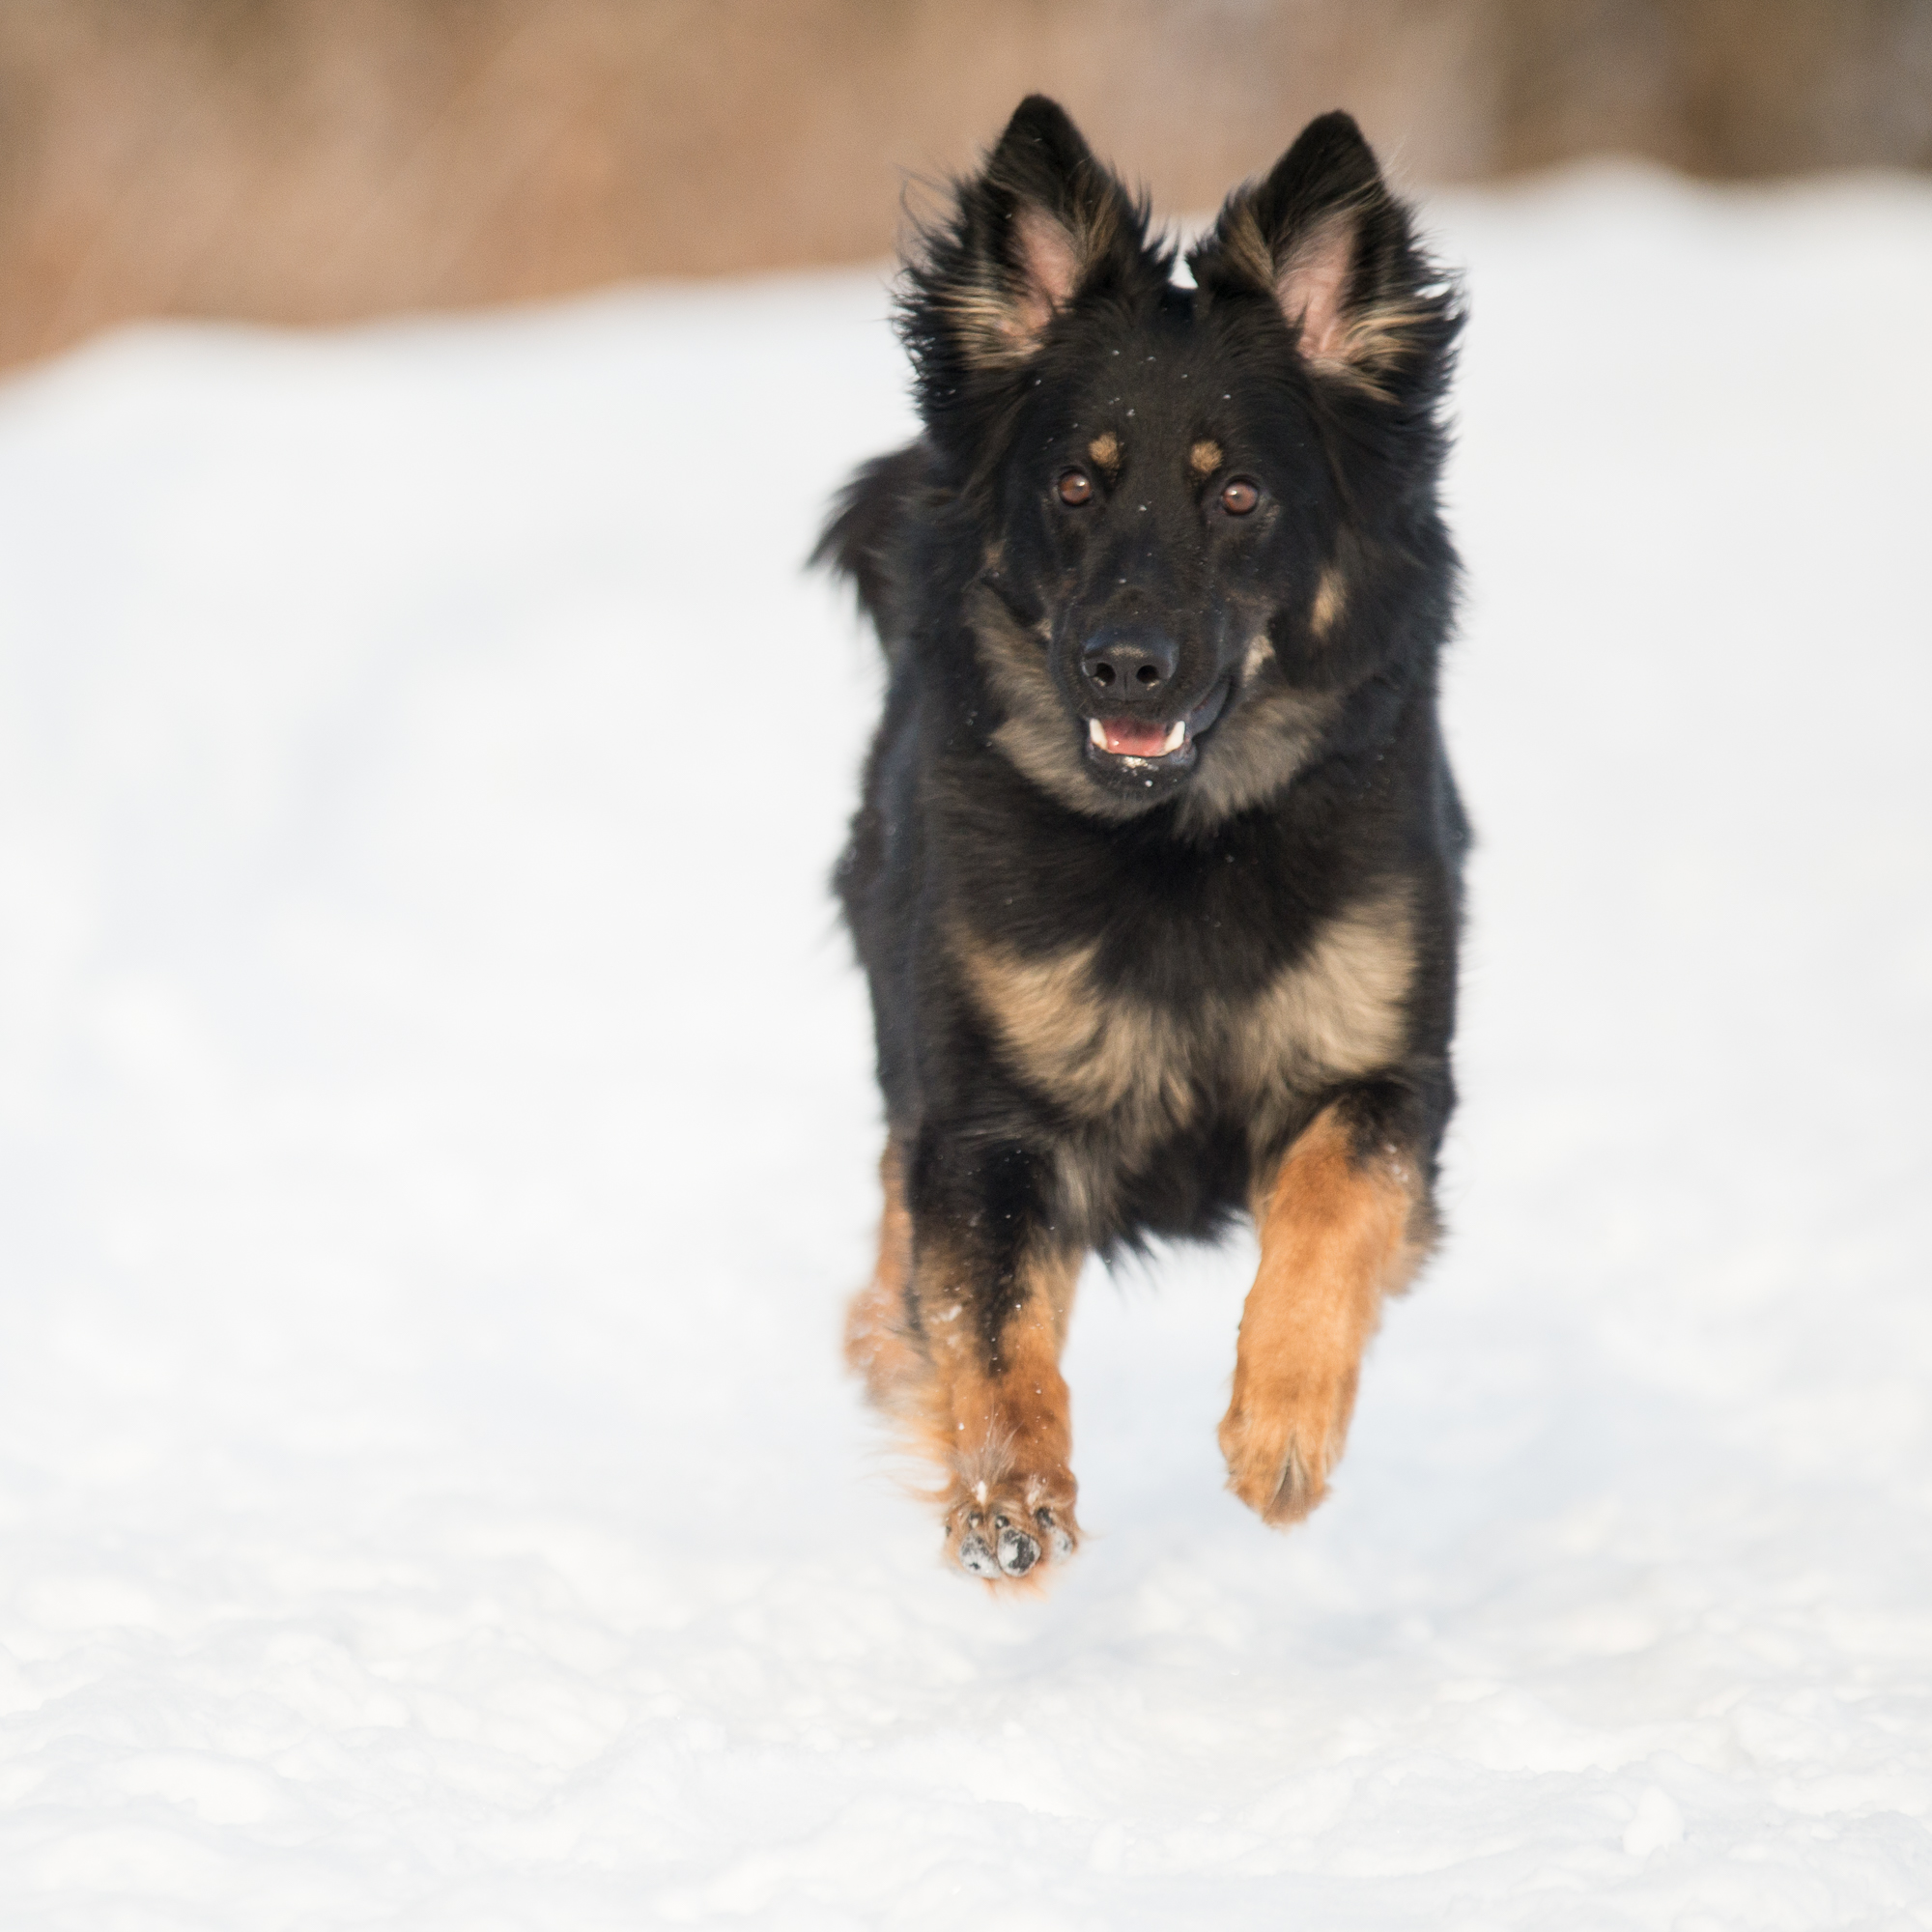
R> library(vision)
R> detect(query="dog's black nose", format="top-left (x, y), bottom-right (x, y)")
top-left (1081, 626), bottom-right (1178, 696)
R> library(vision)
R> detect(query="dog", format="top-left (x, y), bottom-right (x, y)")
top-left (817, 98), bottom-right (1465, 1584)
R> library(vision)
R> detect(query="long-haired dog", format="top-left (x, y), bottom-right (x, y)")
top-left (818, 98), bottom-right (1465, 1584)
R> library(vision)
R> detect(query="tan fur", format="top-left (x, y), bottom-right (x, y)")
top-left (972, 584), bottom-right (1142, 821)
top-left (908, 1234), bottom-right (1083, 1589)
top-left (957, 886), bottom-right (1414, 1173)
top-left (1311, 561), bottom-right (1348, 639)
top-left (1219, 1104), bottom-right (1430, 1524)
top-left (971, 583), bottom-right (1338, 830)
top-left (1088, 431), bottom-right (1121, 472)
top-left (1188, 438), bottom-right (1224, 478)
top-left (1317, 299), bottom-right (1436, 400)
top-left (950, 198), bottom-right (1122, 371)
top-left (1173, 672), bottom-right (1341, 833)
top-left (958, 930), bottom-right (1198, 1155)
top-left (845, 1142), bottom-right (1085, 1587)
top-left (842, 1139), bottom-right (923, 1411)
top-left (1220, 202), bottom-right (1277, 301)
top-left (1223, 195), bottom-right (1425, 400)
top-left (941, 286), bottom-right (1039, 371)
top-left (1231, 895), bottom-right (1414, 1096)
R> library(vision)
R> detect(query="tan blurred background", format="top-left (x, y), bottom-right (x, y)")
top-left (2, 0), bottom-right (1928, 372)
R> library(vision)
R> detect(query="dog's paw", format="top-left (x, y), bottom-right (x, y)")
top-left (942, 1470), bottom-right (1079, 1584)
top-left (1217, 1381), bottom-right (1350, 1527)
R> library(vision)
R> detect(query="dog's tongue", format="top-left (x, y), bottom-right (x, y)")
top-left (1101, 719), bottom-right (1172, 757)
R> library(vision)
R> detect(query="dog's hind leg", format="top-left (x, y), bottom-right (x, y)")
top-left (843, 1138), bottom-right (926, 1411)
top-left (1219, 1094), bottom-right (1435, 1526)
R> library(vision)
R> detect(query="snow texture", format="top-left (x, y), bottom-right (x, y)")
top-left (1, 169), bottom-right (1929, 1928)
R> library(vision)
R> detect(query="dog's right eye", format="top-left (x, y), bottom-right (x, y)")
top-left (1056, 469), bottom-right (1094, 507)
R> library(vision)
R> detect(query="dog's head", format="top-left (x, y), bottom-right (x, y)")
top-left (900, 99), bottom-right (1460, 831)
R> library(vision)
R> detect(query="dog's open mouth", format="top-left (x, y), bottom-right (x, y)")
top-left (1090, 717), bottom-right (1185, 757)
top-left (1084, 680), bottom-right (1231, 769)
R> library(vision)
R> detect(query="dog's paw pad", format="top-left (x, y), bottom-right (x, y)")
top-left (1034, 1505), bottom-right (1075, 1561)
top-left (946, 1487), bottom-right (1078, 1585)
top-left (994, 1517), bottom-right (1038, 1576)
top-left (959, 1529), bottom-right (1002, 1577)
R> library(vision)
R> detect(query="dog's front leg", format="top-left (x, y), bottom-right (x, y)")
top-left (897, 1134), bottom-right (1082, 1583)
top-left (1220, 1094), bottom-right (1434, 1526)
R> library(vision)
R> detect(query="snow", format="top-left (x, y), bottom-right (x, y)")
top-left (2, 167), bottom-right (1930, 1927)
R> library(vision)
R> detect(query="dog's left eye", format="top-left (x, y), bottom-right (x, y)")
top-left (1056, 469), bottom-right (1094, 507)
top-left (1220, 479), bottom-right (1260, 516)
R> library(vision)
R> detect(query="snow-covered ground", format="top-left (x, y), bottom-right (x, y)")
top-left (1, 167), bottom-right (1928, 1927)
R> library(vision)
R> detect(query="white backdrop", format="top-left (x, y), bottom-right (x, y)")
top-left (0, 169), bottom-right (1928, 1927)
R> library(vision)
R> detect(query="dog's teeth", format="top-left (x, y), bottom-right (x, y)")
top-left (1162, 722), bottom-right (1185, 753)
top-left (1089, 719), bottom-right (1107, 749)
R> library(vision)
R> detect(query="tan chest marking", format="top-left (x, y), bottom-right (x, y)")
top-left (1230, 892), bottom-right (1413, 1081)
top-left (956, 891), bottom-right (1414, 1140)
top-left (960, 933), bottom-right (1195, 1136)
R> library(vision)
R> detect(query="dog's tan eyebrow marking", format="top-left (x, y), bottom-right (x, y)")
top-left (1311, 562), bottom-right (1349, 639)
top-left (1087, 432), bottom-right (1121, 472)
top-left (1188, 438), bottom-right (1224, 478)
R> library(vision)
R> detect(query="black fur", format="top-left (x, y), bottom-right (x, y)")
top-left (821, 98), bottom-right (1467, 1303)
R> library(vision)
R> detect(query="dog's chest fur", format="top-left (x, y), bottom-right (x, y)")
top-left (955, 882), bottom-right (1414, 1176)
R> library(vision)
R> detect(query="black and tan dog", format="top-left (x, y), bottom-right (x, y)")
top-left (819, 99), bottom-right (1466, 1585)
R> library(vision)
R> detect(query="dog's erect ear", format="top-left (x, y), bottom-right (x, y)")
top-left (1192, 112), bottom-right (1455, 399)
top-left (903, 97), bottom-right (1149, 382)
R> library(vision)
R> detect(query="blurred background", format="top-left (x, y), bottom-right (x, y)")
top-left (3, 0), bottom-right (1930, 372)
